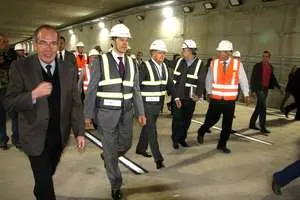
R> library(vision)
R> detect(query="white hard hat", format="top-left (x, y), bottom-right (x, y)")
top-left (88, 49), bottom-right (100, 56)
top-left (109, 24), bottom-right (132, 38)
top-left (130, 54), bottom-right (136, 59)
top-left (216, 40), bottom-right (233, 51)
top-left (76, 42), bottom-right (84, 47)
top-left (233, 51), bottom-right (241, 58)
top-left (14, 43), bottom-right (24, 51)
top-left (149, 40), bottom-right (167, 52)
top-left (182, 40), bottom-right (197, 49)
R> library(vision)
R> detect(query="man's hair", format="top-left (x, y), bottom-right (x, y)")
top-left (33, 24), bottom-right (59, 42)
top-left (263, 50), bottom-right (271, 57)
top-left (59, 36), bottom-right (66, 42)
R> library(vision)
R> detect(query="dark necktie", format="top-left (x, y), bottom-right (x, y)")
top-left (117, 57), bottom-right (125, 79)
top-left (223, 61), bottom-right (227, 74)
top-left (46, 65), bottom-right (52, 79)
top-left (59, 51), bottom-right (63, 60)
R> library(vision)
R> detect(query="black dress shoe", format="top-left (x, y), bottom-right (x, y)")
top-left (249, 125), bottom-right (260, 130)
top-left (261, 128), bottom-right (270, 134)
top-left (136, 151), bottom-right (152, 158)
top-left (197, 135), bottom-right (204, 144)
top-left (173, 142), bottom-right (179, 149)
top-left (0, 142), bottom-right (8, 150)
top-left (179, 141), bottom-right (190, 147)
top-left (272, 175), bottom-right (282, 195)
top-left (112, 189), bottom-right (122, 200)
top-left (156, 160), bottom-right (165, 169)
top-left (217, 146), bottom-right (231, 154)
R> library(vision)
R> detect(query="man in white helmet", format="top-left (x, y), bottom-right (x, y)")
top-left (136, 39), bottom-right (174, 169)
top-left (14, 43), bottom-right (25, 59)
top-left (232, 50), bottom-right (241, 59)
top-left (74, 41), bottom-right (88, 101)
top-left (171, 39), bottom-right (206, 149)
top-left (84, 24), bottom-right (146, 200)
top-left (197, 40), bottom-right (250, 154)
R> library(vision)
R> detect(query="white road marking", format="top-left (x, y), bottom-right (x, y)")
top-left (191, 119), bottom-right (273, 146)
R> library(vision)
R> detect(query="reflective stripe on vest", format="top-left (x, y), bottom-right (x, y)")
top-left (140, 91), bottom-right (166, 97)
top-left (173, 58), bottom-right (202, 80)
top-left (96, 54), bottom-right (134, 100)
top-left (141, 61), bottom-right (168, 86)
top-left (211, 58), bottom-right (240, 100)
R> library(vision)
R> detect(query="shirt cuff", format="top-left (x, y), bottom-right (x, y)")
top-left (174, 98), bottom-right (180, 101)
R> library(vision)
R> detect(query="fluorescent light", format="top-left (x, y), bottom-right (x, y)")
top-left (98, 22), bottom-right (105, 29)
top-left (183, 6), bottom-right (193, 13)
top-left (229, 0), bottom-right (241, 6)
top-left (69, 29), bottom-right (74, 35)
top-left (162, 7), bottom-right (173, 18)
top-left (203, 2), bottom-right (215, 10)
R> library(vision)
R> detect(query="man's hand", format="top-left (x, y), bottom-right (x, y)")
top-left (244, 96), bottom-right (250, 106)
top-left (138, 115), bottom-right (146, 126)
top-left (191, 95), bottom-right (200, 102)
top-left (175, 99), bottom-right (182, 109)
top-left (76, 136), bottom-right (85, 152)
top-left (32, 82), bottom-right (52, 100)
top-left (84, 118), bottom-right (95, 130)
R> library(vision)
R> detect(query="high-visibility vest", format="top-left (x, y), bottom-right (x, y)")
top-left (96, 53), bottom-right (135, 109)
top-left (74, 52), bottom-right (90, 92)
top-left (173, 57), bottom-right (202, 88)
top-left (210, 58), bottom-right (240, 100)
top-left (140, 60), bottom-right (168, 104)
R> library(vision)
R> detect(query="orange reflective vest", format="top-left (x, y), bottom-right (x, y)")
top-left (74, 52), bottom-right (90, 92)
top-left (211, 58), bottom-right (240, 100)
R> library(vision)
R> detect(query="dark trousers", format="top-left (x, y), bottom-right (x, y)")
top-left (28, 137), bottom-right (62, 200)
top-left (11, 112), bottom-right (19, 143)
top-left (274, 160), bottom-right (300, 187)
top-left (136, 113), bottom-right (163, 162)
top-left (171, 99), bottom-right (195, 143)
top-left (293, 93), bottom-right (300, 120)
top-left (0, 95), bottom-right (8, 144)
top-left (198, 99), bottom-right (236, 147)
top-left (250, 90), bottom-right (268, 128)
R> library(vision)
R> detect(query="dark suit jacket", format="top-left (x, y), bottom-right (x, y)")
top-left (250, 62), bottom-right (281, 92)
top-left (64, 50), bottom-right (76, 67)
top-left (139, 59), bottom-right (174, 115)
top-left (4, 55), bottom-right (84, 156)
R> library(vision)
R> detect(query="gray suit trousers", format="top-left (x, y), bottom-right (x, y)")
top-left (97, 108), bottom-right (134, 190)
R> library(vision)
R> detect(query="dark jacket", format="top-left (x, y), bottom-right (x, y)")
top-left (250, 62), bottom-right (280, 92)
top-left (4, 55), bottom-right (84, 156)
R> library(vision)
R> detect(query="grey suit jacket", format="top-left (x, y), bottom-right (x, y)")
top-left (5, 55), bottom-right (84, 156)
top-left (84, 54), bottom-right (144, 128)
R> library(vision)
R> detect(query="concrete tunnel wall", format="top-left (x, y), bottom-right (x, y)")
top-left (58, 0), bottom-right (300, 109)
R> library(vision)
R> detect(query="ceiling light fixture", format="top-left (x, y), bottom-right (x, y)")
top-left (136, 15), bottom-right (145, 20)
top-left (203, 2), bottom-right (216, 10)
top-left (68, 29), bottom-right (74, 35)
top-left (229, 0), bottom-right (242, 6)
top-left (183, 6), bottom-right (193, 13)
top-left (98, 22), bottom-right (105, 29)
top-left (162, 7), bottom-right (173, 18)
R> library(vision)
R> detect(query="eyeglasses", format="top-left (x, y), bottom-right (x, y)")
top-left (37, 40), bottom-right (58, 48)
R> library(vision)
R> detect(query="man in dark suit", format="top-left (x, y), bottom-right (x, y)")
top-left (272, 160), bottom-right (300, 195)
top-left (57, 36), bottom-right (76, 66)
top-left (136, 40), bottom-right (173, 169)
top-left (249, 50), bottom-right (283, 133)
top-left (5, 24), bottom-right (85, 200)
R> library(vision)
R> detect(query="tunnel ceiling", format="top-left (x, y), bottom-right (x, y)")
top-left (0, 0), bottom-right (159, 44)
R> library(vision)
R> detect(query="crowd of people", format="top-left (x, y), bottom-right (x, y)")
top-left (0, 23), bottom-right (299, 200)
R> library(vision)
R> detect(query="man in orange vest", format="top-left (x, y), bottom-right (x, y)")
top-left (197, 40), bottom-right (250, 154)
top-left (74, 41), bottom-right (88, 101)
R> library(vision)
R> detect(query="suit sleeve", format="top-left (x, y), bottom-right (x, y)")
top-left (133, 63), bottom-right (145, 116)
top-left (70, 64), bottom-right (85, 137)
top-left (196, 61), bottom-right (206, 97)
top-left (271, 67), bottom-right (281, 90)
top-left (4, 60), bottom-right (34, 113)
top-left (84, 57), bottom-right (101, 119)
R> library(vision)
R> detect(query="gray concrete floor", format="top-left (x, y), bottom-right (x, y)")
top-left (0, 102), bottom-right (299, 200)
